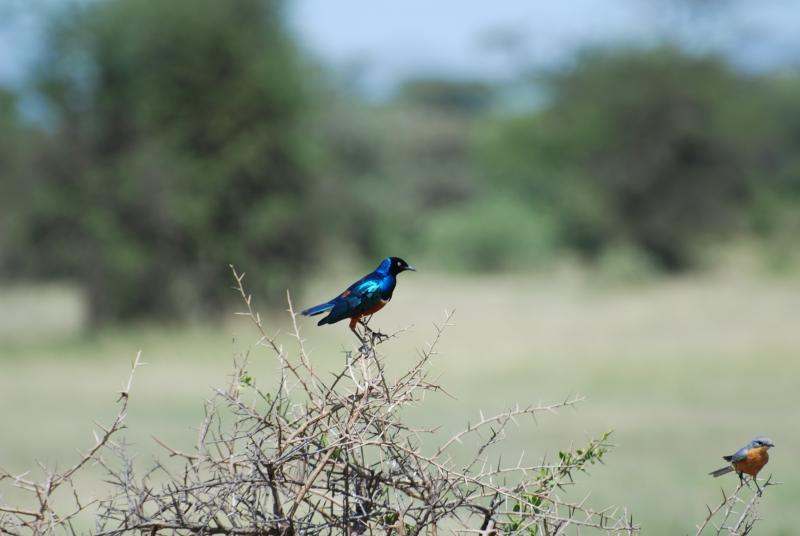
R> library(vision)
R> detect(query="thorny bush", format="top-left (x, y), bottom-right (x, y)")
top-left (0, 266), bottom-right (774, 535)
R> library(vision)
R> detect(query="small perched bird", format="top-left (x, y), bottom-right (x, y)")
top-left (709, 436), bottom-right (774, 495)
top-left (301, 257), bottom-right (415, 342)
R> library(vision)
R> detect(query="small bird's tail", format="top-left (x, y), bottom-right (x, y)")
top-left (301, 301), bottom-right (334, 317)
top-left (709, 466), bottom-right (734, 478)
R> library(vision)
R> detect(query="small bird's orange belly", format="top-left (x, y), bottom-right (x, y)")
top-left (733, 447), bottom-right (769, 477)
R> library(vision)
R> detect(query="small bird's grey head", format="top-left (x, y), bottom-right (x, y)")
top-left (749, 436), bottom-right (775, 449)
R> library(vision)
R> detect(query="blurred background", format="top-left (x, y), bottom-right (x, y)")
top-left (1, 0), bottom-right (799, 533)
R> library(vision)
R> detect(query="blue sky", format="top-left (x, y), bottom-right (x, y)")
top-left (2, 0), bottom-right (799, 95)
top-left (288, 0), bottom-right (800, 93)
top-left (289, 0), bottom-right (654, 93)
top-left (0, 1), bottom-right (44, 88)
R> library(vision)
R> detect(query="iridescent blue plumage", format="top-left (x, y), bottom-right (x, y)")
top-left (301, 257), bottom-right (415, 341)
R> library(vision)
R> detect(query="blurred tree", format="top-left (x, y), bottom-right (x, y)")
top-left (738, 75), bottom-right (800, 266)
top-left (8, 0), bottom-right (320, 322)
top-left (422, 195), bottom-right (557, 272)
top-left (481, 47), bottom-right (758, 270)
top-left (316, 94), bottom-right (482, 261)
top-left (0, 89), bottom-right (37, 274)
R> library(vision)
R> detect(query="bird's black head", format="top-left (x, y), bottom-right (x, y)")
top-left (386, 257), bottom-right (416, 276)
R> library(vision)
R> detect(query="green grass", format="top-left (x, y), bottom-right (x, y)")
top-left (1, 272), bottom-right (798, 534)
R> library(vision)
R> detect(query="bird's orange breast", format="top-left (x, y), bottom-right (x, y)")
top-left (733, 446), bottom-right (769, 477)
top-left (360, 298), bottom-right (389, 317)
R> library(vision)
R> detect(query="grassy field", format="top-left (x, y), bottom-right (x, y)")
top-left (1, 271), bottom-right (798, 534)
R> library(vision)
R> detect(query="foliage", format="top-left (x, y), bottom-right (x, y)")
top-left (503, 431), bottom-right (612, 534)
top-left (5, 29), bottom-right (800, 320)
top-left (0, 89), bottom-right (30, 273)
top-left (314, 96), bottom-right (482, 259)
top-left (480, 47), bottom-right (798, 271)
top-left (396, 77), bottom-right (495, 115)
top-left (318, 47), bottom-right (800, 275)
top-left (4, 0), bottom-right (321, 322)
top-left (422, 195), bottom-right (557, 272)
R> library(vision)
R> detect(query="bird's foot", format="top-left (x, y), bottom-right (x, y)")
top-left (357, 319), bottom-right (388, 344)
top-left (366, 327), bottom-right (389, 343)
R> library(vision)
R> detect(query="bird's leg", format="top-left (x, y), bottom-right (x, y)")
top-left (349, 318), bottom-right (366, 345)
top-left (357, 318), bottom-right (379, 347)
top-left (737, 471), bottom-right (746, 488)
top-left (754, 477), bottom-right (763, 496)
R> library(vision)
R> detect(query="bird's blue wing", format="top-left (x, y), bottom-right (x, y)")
top-left (729, 447), bottom-right (749, 463)
top-left (324, 277), bottom-right (384, 323)
top-left (347, 278), bottom-right (384, 309)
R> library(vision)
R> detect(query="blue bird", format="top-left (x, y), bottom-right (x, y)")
top-left (301, 257), bottom-right (415, 342)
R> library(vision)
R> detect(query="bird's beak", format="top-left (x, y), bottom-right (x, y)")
top-left (406, 265), bottom-right (417, 272)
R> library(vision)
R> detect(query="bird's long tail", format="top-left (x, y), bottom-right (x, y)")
top-left (709, 466), bottom-right (734, 477)
top-left (301, 301), bottom-right (334, 317)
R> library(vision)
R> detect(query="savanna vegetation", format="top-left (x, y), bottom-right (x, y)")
top-left (1, 0), bottom-right (800, 323)
top-left (1, 2), bottom-right (798, 533)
